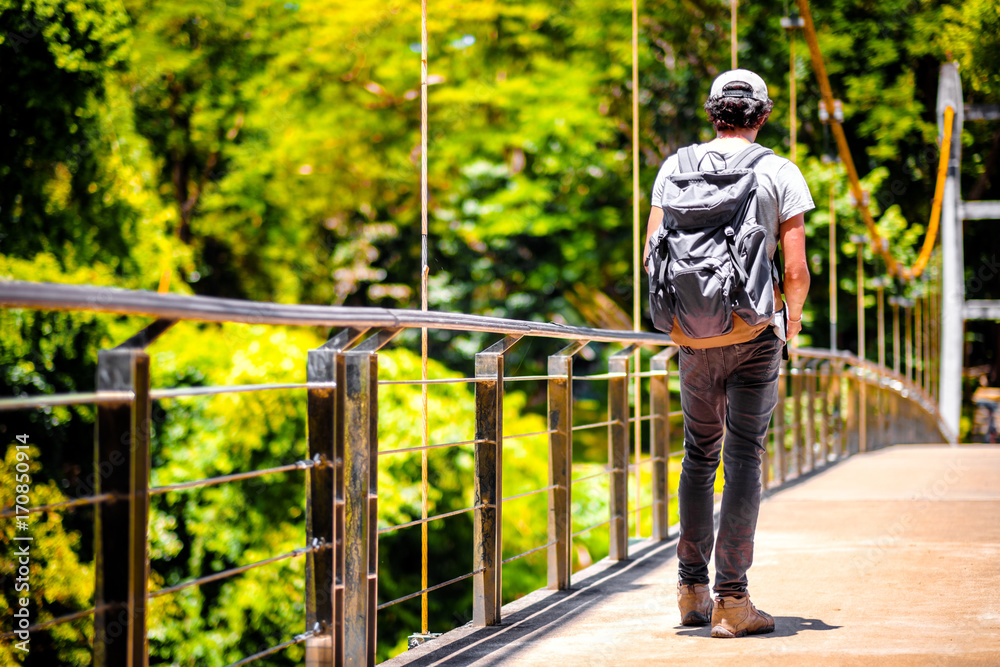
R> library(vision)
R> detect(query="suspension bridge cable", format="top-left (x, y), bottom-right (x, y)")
top-left (788, 24), bottom-right (797, 164)
top-left (911, 105), bottom-right (954, 279)
top-left (731, 0), bottom-right (738, 69)
top-left (794, 0), bottom-right (953, 283)
top-left (631, 0), bottom-right (643, 537)
top-left (419, 0), bottom-right (430, 637)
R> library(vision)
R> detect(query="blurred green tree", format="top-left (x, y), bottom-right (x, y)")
top-left (4, 0), bottom-right (1000, 663)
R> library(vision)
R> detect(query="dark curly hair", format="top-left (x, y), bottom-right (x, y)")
top-left (704, 83), bottom-right (774, 131)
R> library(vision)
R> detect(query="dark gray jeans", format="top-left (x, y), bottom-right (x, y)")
top-left (676, 327), bottom-right (782, 597)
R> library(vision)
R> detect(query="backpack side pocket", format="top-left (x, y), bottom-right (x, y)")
top-left (732, 222), bottom-right (775, 326)
top-left (647, 231), bottom-right (675, 334)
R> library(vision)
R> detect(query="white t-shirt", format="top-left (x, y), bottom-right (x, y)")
top-left (650, 143), bottom-right (815, 261)
top-left (649, 143), bottom-right (815, 340)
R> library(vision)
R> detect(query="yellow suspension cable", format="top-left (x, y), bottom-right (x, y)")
top-left (795, 0), bottom-right (953, 283)
top-left (731, 0), bottom-right (738, 69)
top-left (631, 0), bottom-right (642, 537)
top-left (419, 0), bottom-right (430, 637)
top-left (911, 105), bottom-right (953, 279)
top-left (789, 27), bottom-right (797, 164)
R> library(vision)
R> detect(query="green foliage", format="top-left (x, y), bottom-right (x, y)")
top-left (0, 0), bottom-right (183, 287)
top-left (4, 0), bottom-right (1000, 661)
top-left (931, 0), bottom-right (1000, 98)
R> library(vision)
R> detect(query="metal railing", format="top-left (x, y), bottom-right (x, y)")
top-left (0, 280), bottom-right (951, 666)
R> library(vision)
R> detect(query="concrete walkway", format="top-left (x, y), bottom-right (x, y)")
top-left (385, 445), bottom-right (1000, 666)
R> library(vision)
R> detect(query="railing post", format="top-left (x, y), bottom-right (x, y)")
top-left (547, 341), bottom-right (587, 590)
top-left (804, 361), bottom-right (817, 472)
top-left (341, 329), bottom-right (399, 667)
top-left (923, 293), bottom-right (932, 397)
top-left (904, 304), bottom-right (914, 383)
top-left (832, 361), bottom-right (845, 459)
top-left (474, 335), bottom-right (520, 626)
top-left (306, 328), bottom-right (368, 667)
top-left (859, 369), bottom-right (869, 453)
top-left (773, 363), bottom-right (787, 484)
top-left (914, 298), bottom-right (923, 393)
top-left (895, 383), bottom-right (904, 445)
top-left (791, 355), bottom-right (804, 476)
top-left (877, 375), bottom-right (887, 450)
top-left (608, 345), bottom-right (636, 561)
top-left (818, 362), bottom-right (831, 464)
top-left (930, 290), bottom-right (941, 401)
top-left (650, 347), bottom-right (675, 540)
top-left (95, 319), bottom-right (174, 667)
top-left (891, 297), bottom-right (902, 375)
top-left (844, 369), bottom-right (858, 454)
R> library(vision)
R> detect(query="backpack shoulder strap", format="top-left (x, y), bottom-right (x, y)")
top-left (727, 144), bottom-right (774, 171)
top-left (677, 145), bottom-right (698, 173)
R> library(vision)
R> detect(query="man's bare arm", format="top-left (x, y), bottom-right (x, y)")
top-left (778, 212), bottom-right (810, 341)
top-left (642, 206), bottom-right (665, 273)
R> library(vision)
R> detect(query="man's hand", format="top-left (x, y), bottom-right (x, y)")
top-left (786, 317), bottom-right (802, 342)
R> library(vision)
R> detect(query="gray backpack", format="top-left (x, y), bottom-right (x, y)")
top-left (646, 144), bottom-right (778, 339)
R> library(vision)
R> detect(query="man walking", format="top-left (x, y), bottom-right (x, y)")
top-left (643, 69), bottom-right (813, 637)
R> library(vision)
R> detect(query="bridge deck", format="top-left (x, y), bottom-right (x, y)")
top-left (386, 445), bottom-right (1000, 666)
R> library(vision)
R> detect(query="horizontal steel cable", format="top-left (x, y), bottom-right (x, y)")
top-left (225, 629), bottom-right (318, 667)
top-left (571, 419), bottom-right (620, 432)
top-left (571, 518), bottom-right (611, 538)
top-left (378, 438), bottom-right (486, 457)
top-left (0, 381), bottom-right (338, 410)
top-left (571, 467), bottom-right (619, 484)
top-left (150, 542), bottom-right (331, 599)
top-left (152, 382), bottom-right (334, 399)
top-left (502, 428), bottom-right (557, 440)
top-left (1, 492), bottom-right (116, 518)
top-left (0, 391), bottom-right (132, 411)
top-left (0, 603), bottom-right (116, 640)
top-left (501, 484), bottom-right (559, 504)
top-left (377, 503), bottom-right (489, 535)
top-left (628, 414), bottom-right (659, 423)
top-left (377, 568), bottom-right (485, 611)
top-left (501, 540), bottom-right (558, 566)
top-left (572, 372), bottom-right (628, 381)
top-left (378, 377), bottom-right (480, 386)
top-left (150, 458), bottom-right (321, 496)
top-left (627, 457), bottom-right (659, 470)
top-left (627, 503), bottom-right (654, 516)
top-left (504, 374), bottom-right (556, 382)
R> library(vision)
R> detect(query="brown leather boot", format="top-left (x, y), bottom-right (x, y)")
top-left (710, 594), bottom-right (775, 638)
top-left (677, 583), bottom-right (713, 626)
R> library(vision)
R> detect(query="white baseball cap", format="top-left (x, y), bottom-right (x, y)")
top-left (709, 69), bottom-right (770, 102)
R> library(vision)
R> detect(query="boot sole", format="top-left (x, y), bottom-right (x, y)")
top-left (681, 610), bottom-right (711, 626)
top-left (710, 624), bottom-right (775, 638)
